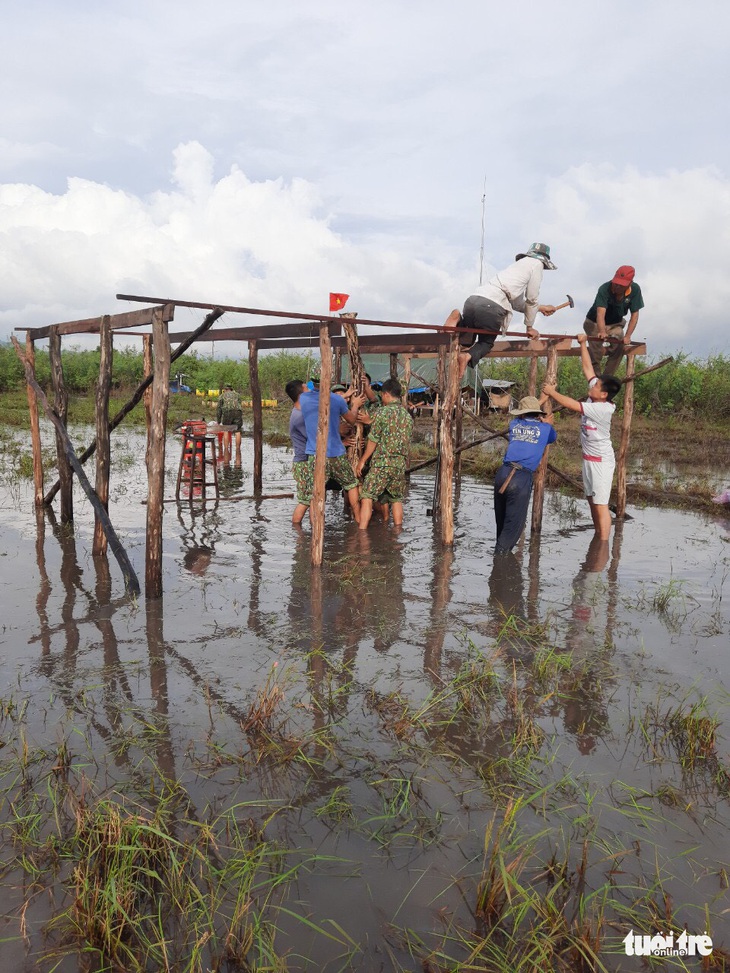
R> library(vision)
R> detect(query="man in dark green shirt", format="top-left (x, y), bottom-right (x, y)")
top-left (582, 265), bottom-right (644, 375)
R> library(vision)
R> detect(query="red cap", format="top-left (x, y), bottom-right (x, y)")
top-left (612, 265), bottom-right (635, 286)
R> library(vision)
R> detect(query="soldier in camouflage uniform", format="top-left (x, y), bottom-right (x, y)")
top-left (216, 384), bottom-right (243, 460)
top-left (356, 378), bottom-right (413, 529)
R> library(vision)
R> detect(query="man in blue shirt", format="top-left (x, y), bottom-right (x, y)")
top-left (299, 383), bottom-right (366, 521)
top-left (494, 395), bottom-right (557, 553)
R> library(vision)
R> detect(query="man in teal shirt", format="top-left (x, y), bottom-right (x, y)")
top-left (582, 265), bottom-right (644, 375)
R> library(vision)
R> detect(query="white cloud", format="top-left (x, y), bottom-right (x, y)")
top-left (0, 143), bottom-right (728, 358)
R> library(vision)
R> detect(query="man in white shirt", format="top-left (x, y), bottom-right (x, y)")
top-left (444, 243), bottom-right (558, 378)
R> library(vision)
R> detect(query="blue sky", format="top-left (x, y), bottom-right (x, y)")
top-left (1, 0), bottom-right (729, 356)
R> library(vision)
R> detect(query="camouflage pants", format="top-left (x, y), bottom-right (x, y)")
top-left (361, 464), bottom-right (407, 503)
top-left (300, 454), bottom-right (357, 505)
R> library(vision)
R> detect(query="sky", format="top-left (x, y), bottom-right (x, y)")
top-left (1, 0), bottom-right (729, 358)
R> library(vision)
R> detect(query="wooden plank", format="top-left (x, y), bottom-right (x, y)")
top-left (22, 304), bottom-right (175, 340)
top-left (145, 307), bottom-right (170, 599)
top-left (311, 324), bottom-right (332, 567)
top-left (11, 336), bottom-right (140, 596)
top-left (25, 334), bottom-right (44, 506)
top-left (93, 316), bottom-right (112, 555)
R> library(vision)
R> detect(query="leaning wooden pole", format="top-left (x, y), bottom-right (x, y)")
top-left (249, 338), bottom-right (263, 493)
top-left (25, 333), bottom-right (44, 507)
top-left (48, 329), bottom-right (73, 523)
top-left (615, 351), bottom-right (636, 520)
top-left (11, 337), bottom-right (140, 596)
top-left (531, 342), bottom-right (558, 534)
top-left (43, 308), bottom-right (223, 505)
top-left (311, 324), bottom-right (333, 567)
top-left (145, 307), bottom-right (171, 599)
top-left (437, 335), bottom-right (460, 545)
top-left (93, 315), bottom-right (112, 556)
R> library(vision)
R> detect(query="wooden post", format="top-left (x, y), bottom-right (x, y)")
top-left (455, 374), bottom-right (464, 478)
top-left (615, 351), bottom-right (635, 519)
top-left (48, 329), bottom-right (73, 523)
top-left (389, 353), bottom-right (398, 380)
top-left (145, 307), bottom-right (170, 599)
top-left (342, 315), bottom-right (365, 472)
top-left (311, 323), bottom-right (333, 567)
top-left (143, 334), bottom-right (153, 441)
top-left (25, 333), bottom-right (44, 507)
top-left (403, 355), bottom-right (412, 471)
top-left (434, 347), bottom-right (445, 447)
top-left (527, 353), bottom-right (538, 397)
top-left (249, 339), bottom-right (263, 493)
top-left (93, 315), bottom-right (112, 556)
top-left (438, 335), bottom-right (460, 545)
top-left (334, 347), bottom-right (342, 384)
top-left (531, 342), bottom-right (558, 534)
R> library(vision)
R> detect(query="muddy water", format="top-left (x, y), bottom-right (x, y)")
top-left (1, 425), bottom-right (729, 971)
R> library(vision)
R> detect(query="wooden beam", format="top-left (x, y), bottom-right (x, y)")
top-left (168, 319), bottom-right (343, 344)
top-left (21, 305), bottom-right (175, 340)
top-left (11, 336), bottom-right (140, 596)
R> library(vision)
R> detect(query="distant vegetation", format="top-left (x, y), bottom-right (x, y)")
top-left (1, 342), bottom-right (729, 420)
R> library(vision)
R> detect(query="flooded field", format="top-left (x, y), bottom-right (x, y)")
top-left (1, 424), bottom-right (729, 971)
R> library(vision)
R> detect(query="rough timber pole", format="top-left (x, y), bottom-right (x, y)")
top-left (49, 329), bottom-right (73, 523)
top-left (615, 351), bottom-right (636, 519)
top-left (145, 307), bottom-right (171, 599)
top-left (530, 342), bottom-right (558, 534)
top-left (93, 316), bottom-right (112, 556)
top-left (143, 334), bottom-right (153, 442)
top-left (403, 355), bottom-right (412, 471)
top-left (249, 338), bottom-right (263, 492)
top-left (311, 323), bottom-right (332, 567)
top-left (342, 314), bottom-right (365, 471)
top-left (527, 353), bottom-right (538, 397)
top-left (25, 333), bottom-right (44, 507)
top-left (390, 353), bottom-right (398, 380)
top-left (437, 335), bottom-right (460, 545)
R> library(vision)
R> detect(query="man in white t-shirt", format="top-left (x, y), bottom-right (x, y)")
top-left (443, 243), bottom-right (558, 378)
top-left (542, 333), bottom-right (622, 539)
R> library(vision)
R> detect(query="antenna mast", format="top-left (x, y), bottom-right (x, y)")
top-left (478, 177), bottom-right (486, 285)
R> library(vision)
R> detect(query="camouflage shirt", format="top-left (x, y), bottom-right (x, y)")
top-left (217, 388), bottom-right (242, 422)
top-left (368, 403), bottom-right (413, 468)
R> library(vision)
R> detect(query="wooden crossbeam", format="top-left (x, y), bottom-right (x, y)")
top-left (167, 320), bottom-right (343, 343)
top-left (17, 305), bottom-right (175, 340)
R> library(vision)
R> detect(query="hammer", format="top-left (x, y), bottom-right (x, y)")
top-left (553, 294), bottom-right (574, 312)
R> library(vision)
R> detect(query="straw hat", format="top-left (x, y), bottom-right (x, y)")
top-left (509, 395), bottom-right (546, 416)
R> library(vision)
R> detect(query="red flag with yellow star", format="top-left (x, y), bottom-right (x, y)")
top-left (329, 292), bottom-right (349, 312)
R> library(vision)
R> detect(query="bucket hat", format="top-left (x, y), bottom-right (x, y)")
top-left (515, 242), bottom-right (557, 270)
top-left (509, 395), bottom-right (546, 416)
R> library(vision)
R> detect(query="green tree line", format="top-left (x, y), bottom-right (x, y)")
top-left (1, 342), bottom-right (728, 419)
